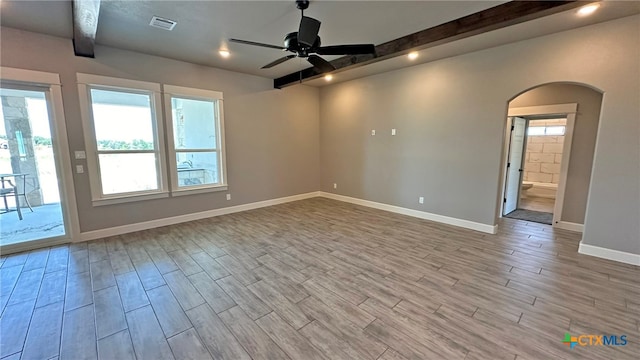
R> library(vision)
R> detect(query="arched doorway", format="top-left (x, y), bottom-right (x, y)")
top-left (499, 83), bottom-right (603, 231)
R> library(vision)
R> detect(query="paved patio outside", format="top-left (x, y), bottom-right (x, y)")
top-left (0, 203), bottom-right (65, 246)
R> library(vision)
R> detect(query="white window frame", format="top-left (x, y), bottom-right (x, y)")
top-left (77, 73), bottom-right (168, 205)
top-left (163, 85), bottom-right (227, 195)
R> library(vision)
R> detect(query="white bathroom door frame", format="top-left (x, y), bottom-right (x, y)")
top-left (0, 67), bottom-right (81, 254)
top-left (507, 103), bottom-right (577, 229)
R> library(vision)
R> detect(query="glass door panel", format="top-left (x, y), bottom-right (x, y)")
top-left (0, 87), bottom-right (67, 247)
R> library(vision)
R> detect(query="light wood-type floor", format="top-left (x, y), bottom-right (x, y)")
top-left (1, 198), bottom-right (638, 360)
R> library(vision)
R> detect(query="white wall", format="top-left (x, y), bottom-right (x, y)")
top-left (320, 15), bottom-right (640, 255)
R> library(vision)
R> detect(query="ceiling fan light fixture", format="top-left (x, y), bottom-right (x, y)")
top-left (577, 3), bottom-right (600, 16)
top-left (324, 74), bottom-right (333, 82)
top-left (407, 52), bottom-right (419, 60)
top-left (219, 50), bottom-right (230, 58)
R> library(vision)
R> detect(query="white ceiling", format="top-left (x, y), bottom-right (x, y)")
top-left (1, 1), bottom-right (639, 85)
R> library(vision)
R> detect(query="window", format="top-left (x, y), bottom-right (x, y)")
top-left (527, 125), bottom-right (565, 136)
top-left (545, 126), bottom-right (566, 135)
top-left (77, 74), bottom-right (167, 204)
top-left (164, 85), bottom-right (227, 194)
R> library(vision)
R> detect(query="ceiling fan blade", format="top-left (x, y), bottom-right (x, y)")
top-left (298, 16), bottom-right (321, 47)
top-left (315, 44), bottom-right (376, 56)
top-left (261, 55), bottom-right (297, 69)
top-left (229, 38), bottom-right (286, 51)
top-left (307, 55), bottom-right (335, 73)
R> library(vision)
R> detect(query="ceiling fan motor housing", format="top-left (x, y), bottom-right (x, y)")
top-left (296, 0), bottom-right (310, 10)
top-left (284, 32), bottom-right (320, 56)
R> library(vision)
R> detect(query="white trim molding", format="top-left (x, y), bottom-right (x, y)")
top-left (76, 74), bottom-right (168, 205)
top-left (79, 191), bottom-right (320, 241)
top-left (319, 192), bottom-right (497, 234)
top-left (555, 221), bottom-right (584, 233)
top-left (0, 67), bottom-right (61, 85)
top-left (578, 242), bottom-right (640, 266)
top-left (80, 191), bottom-right (499, 242)
top-left (0, 67), bottom-right (81, 252)
top-left (501, 103), bottom-right (579, 230)
top-left (508, 103), bottom-right (577, 117)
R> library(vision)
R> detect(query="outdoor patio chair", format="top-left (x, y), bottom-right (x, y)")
top-left (0, 178), bottom-right (22, 220)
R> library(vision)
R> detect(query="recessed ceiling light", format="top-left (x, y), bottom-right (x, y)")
top-left (577, 3), bottom-right (600, 16)
top-left (407, 52), bottom-right (419, 60)
top-left (219, 50), bottom-right (230, 58)
top-left (324, 74), bottom-right (333, 82)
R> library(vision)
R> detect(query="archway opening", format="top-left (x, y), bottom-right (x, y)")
top-left (499, 82), bottom-right (603, 232)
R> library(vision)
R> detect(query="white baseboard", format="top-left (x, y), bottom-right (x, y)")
top-left (578, 242), bottom-right (640, 266)
top-left (79, 190), bottom-right (499, 242)
top-left (319, 192), bottom-right (497, 234)
top-left (555, 221), bottom-right (584, 232)
top-left (79, 191), bottom-right (321, 242)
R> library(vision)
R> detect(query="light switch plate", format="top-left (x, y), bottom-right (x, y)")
top-left (391, 129), bottom-right (397, 136)
top-left (74, 151), bottom-right (86, 159)
top-left (76, 165), bottom-right (84, 174)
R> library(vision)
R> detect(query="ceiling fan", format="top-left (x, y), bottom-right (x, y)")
top-left (229, 0), bottom-right (376, 73)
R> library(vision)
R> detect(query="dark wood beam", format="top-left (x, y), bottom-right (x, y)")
top-left (72, 0), bottom-right (101, 57)
top-left (274, 1), bottom-right (588, 89)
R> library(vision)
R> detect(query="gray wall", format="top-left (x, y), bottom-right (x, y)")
top-left (320, 15), bottom-right (639, 255)
top-left (2, 15), bottom-right (639, 256)
top-left (1, 27), bottom-right (320, 232)
top-left (510, 84), bottom-right (602, 224)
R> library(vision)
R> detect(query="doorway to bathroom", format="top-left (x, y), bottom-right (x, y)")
top-left (500, 103), bottom-right (576, 226)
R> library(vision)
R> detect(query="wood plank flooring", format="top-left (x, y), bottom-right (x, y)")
top-left (1, 198), bottom-right (639, 360)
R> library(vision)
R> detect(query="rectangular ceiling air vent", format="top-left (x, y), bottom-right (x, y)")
top-left (149, 16), bottom-right (177, 31)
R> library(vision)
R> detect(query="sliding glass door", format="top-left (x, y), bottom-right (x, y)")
top-left (0, 85), bottom-right (69, 249)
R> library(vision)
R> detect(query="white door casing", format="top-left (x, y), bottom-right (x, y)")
top-left (0, 67), bottom-right (80, 254)
top-left (504, 103), bottom-right (578, 230)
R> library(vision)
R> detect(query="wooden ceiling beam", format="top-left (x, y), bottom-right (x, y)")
top-left (72, 0), bottom-right (101, 57)
top-left (274, 1), bottom-right (588, 89)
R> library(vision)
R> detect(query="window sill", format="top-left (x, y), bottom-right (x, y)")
top-left (92, 191), bottom-right (169, 207)
top-left (171, 184), bottom-right (228, 197)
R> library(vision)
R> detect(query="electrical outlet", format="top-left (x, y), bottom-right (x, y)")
top-left (74, 150), bottom-right (86, 159)
top-left (371, 130), bottom-right (376, 136)
top-left (76, 165), bottom-right (84, 174)
top-left (226, 194), bottom-right (231, 200)
top-left (391, 128), bottom-right (397, 136)
top-left (419, 196), bottom-right (424, 204)
top-left (333, 183), bottom-right (337, 189)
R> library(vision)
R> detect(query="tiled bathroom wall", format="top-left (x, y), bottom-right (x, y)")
top-left (523, 119), bottom-right (566, 184)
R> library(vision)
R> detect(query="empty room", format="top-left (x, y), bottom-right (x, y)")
top-left (0, 1), bottom-right (638, 359)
